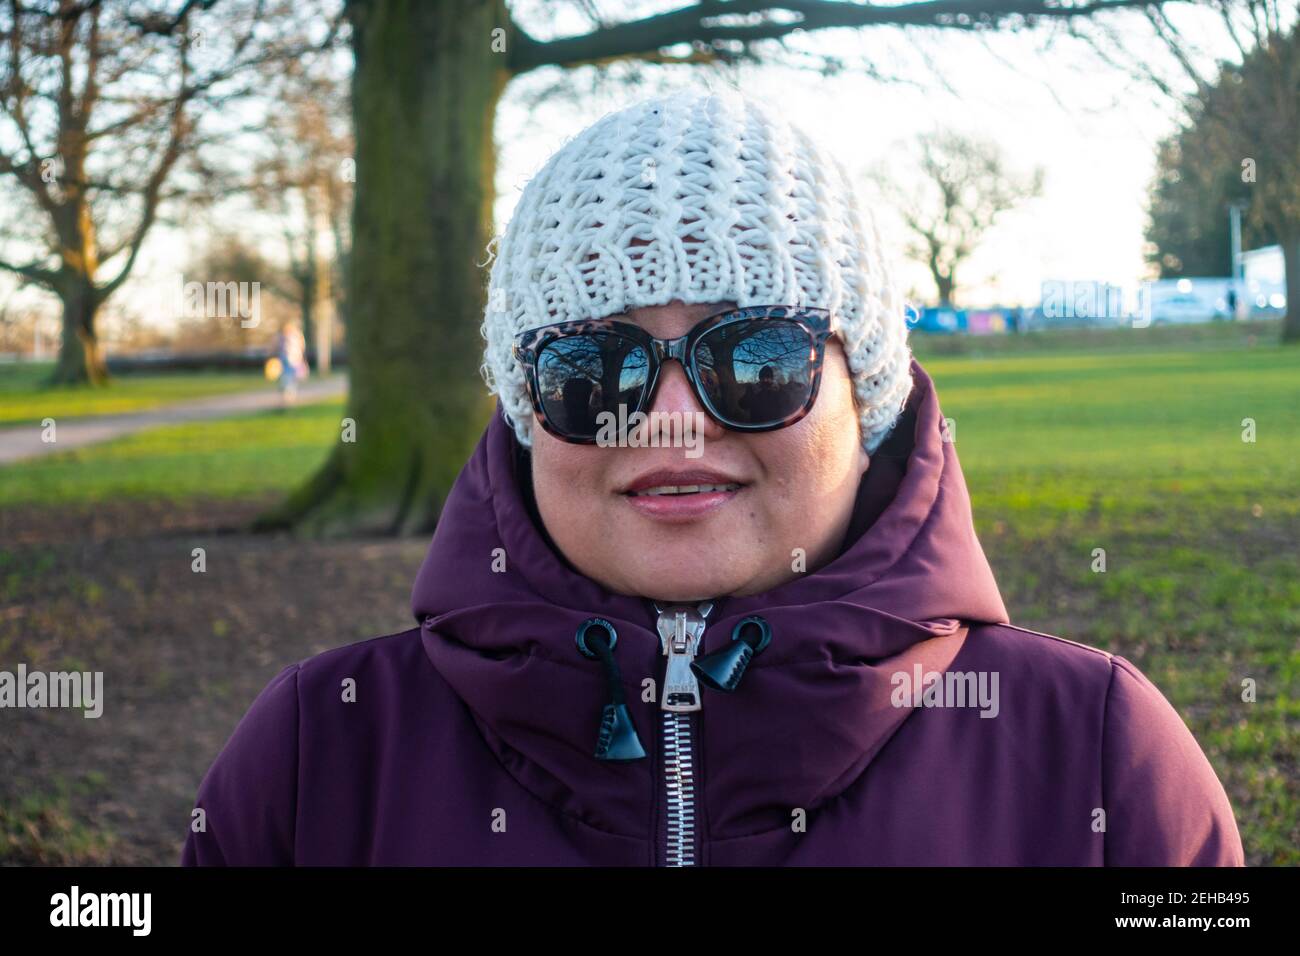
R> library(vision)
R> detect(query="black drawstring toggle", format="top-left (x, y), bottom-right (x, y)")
top-left (691, 615), bottom-right (772, 692)
top-left (576, 618), bottom-right (646, 762)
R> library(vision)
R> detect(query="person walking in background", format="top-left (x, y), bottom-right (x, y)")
top-left (271, 321), bottom-right (308, 406)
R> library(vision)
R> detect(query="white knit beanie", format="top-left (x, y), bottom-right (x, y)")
top-left (480, 87), bottom-right (914, 454)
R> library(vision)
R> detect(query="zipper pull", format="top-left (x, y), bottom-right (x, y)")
top-left (654, 601), bottom-right (713, 713)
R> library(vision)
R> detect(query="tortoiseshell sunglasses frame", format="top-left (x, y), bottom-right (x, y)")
top-left (510, 304), bottom-right (835, 445)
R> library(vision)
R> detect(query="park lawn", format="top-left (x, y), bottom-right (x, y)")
top-left (0, 397), bottom-right (343, 505)
top-left (910, 316), bottom-right (1283, 359)
top-left (0, 362), bottom-right (271, 426)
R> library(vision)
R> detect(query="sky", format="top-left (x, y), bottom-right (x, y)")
top-left (3, 2), bottom-right (1240, 335)
top-left (492, 9), bottom-right (1203, 311)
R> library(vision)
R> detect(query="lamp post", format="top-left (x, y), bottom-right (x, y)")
top-left (1228, 202), bottom-right (1248, 278)
top-left (1227, 201), bottom-right (1249, 320)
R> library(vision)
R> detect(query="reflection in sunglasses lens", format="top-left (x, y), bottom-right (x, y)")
top-left (538, 333), bottom-right (649, 437)
top-left (696, 319), bottom-right (813, 425)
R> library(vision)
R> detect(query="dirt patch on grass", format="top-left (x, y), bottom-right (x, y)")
top-left (0, 498), bottom-right (428, 865)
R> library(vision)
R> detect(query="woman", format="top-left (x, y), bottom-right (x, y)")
top-left (182, 89), bottom-right (1243, 866)
top-left (272, 321), bottom-right (308, 405)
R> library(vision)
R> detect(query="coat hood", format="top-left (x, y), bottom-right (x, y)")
top-left (412, 357), bottom-right (1009, 839)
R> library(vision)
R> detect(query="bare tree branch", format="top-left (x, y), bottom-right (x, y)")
top-left (125, 0), bottom-right (219, 36)
top-left (98, 23), bottom-right (195, 296)
top-left (3, 1), bottom-right (61, 217)
top-left (508, 0), bottom-right (1173, 73)
top-left (0, 254), bottom-right (58, 285)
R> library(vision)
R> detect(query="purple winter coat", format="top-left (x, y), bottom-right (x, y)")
top-left (181, 359), bottom-right (1245, 866)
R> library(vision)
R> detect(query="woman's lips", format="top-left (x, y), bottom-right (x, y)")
top-left (621, 483), bottom-right (744, 522)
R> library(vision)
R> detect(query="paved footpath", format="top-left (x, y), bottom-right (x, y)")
top-left (0, 375), bottom-right (347, 466)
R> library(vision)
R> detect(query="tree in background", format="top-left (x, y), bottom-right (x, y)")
top-left (873, 129), bottom-right (1043, 307)
top-left (0, 0), bottom-right (330, 385)
top-left (180, 235), bottom-right (297, 350)
top-left (1074, 0), bottom-right (1300, 341)
top-left (247, 50), bottom-right (353, 366)
top-left (0, 280), bottom-right (41, 353)
top-left (1146, 127), bottom-right (1271, 278)
top-left (1190, 9), bottom-right (1299, 339)
top-left (268, 0), bottom-right (1164, 536)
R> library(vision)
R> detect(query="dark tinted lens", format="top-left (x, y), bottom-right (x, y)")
top-left (536, 332), bottom-right (649, 438)
top-left (695, 319), bottom-right (816, 426)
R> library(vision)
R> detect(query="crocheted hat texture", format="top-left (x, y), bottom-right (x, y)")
top-left (480, 87), bottom-right (913, 454)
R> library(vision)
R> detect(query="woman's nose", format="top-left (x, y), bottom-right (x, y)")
top-left (644, 360), bottom-right (726, 441)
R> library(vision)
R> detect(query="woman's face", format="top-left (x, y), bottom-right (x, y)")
top-left (529, 299), bottom-right (870, 602)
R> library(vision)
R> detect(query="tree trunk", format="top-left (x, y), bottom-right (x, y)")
top-left (1282, 235), bottom-right (1300, 344)
top-left (51, 279), bottom-right (108, 385)
top-left (935, 273), bottom-right (955, 308)
top-left (298, 267), bottom-right (316, 356)
top-left (260, 0), bottom-right (506, 535)
top-left (295, 197), bottom-right (320, 350)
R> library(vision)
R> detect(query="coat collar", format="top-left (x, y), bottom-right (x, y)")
top-left (412, 358), bottom-right (1008, 838)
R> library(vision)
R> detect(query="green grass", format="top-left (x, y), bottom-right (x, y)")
top-left (0, 775), bottom-right (118, 865)
top-left (0, 362), bottom-right (271, 426)
top-left (927, 346), bottom-right (1300, 524)
top-left (0, 398), bottom-right (344, 505)
top-left (910, 317), bottom-right (1283, 358)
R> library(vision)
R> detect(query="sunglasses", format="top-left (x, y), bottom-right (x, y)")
top-left (511, 305), bottom-right (835, 444)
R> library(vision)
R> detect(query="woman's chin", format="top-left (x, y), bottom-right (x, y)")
top-left (610, 558), bottom-right (769, 603)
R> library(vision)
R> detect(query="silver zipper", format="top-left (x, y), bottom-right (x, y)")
top-left (662, 710), bottom-right (695, 866)
top-left (654, 600), bottom-right (713, 867)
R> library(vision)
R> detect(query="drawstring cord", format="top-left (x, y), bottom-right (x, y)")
top-left (576, 611), bottom-right (774, 762)
top-left (691, 615), bottom-right (773, 692)
top-left (575, 618), bottom-right (647, 761)
top-left (429, 609), bottom-right (771, 764)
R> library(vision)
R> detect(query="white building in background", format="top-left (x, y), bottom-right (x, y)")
top-left (1140, 277), bottom-right (1237, 324)
top-left (1241, 245), bottom-right (1287, 315)
top-left (1136, 245), bottom-right (1288, 325)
